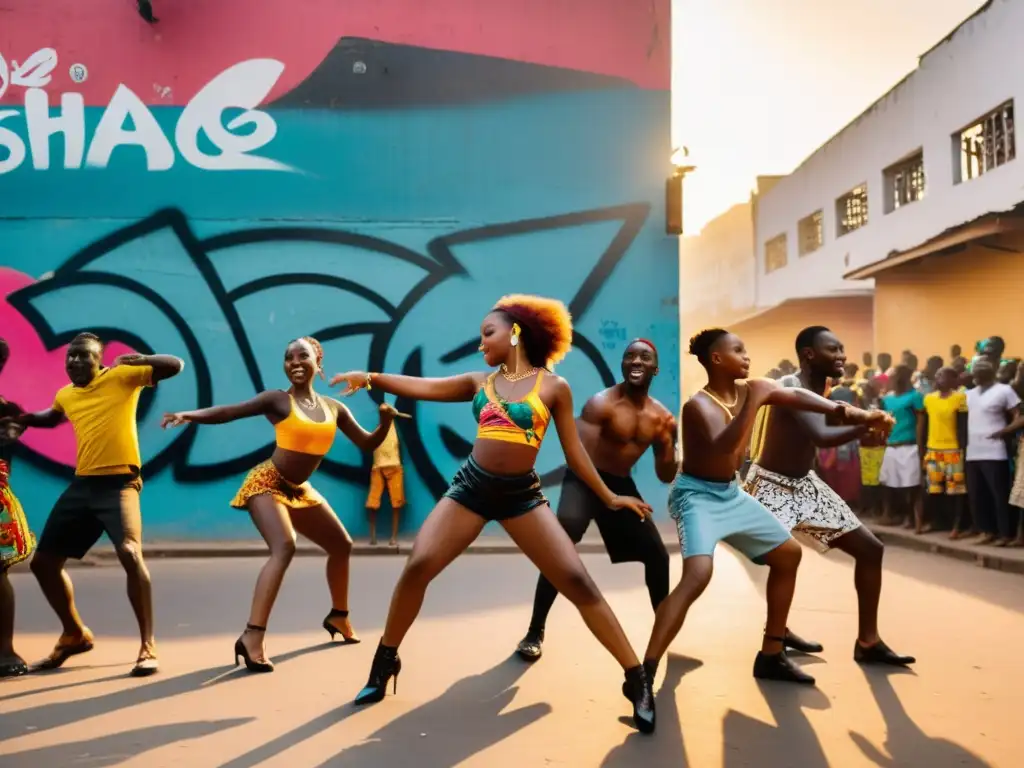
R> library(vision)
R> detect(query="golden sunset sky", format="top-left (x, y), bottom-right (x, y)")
top-left (672, 0), bottom-right (989, 234)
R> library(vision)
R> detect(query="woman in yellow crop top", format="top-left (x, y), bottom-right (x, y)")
top-left (329, 294), bottom-right (659, 734)
top-left (162, 337), bottom-right (400, 673)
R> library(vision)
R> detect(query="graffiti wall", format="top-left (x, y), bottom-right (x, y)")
top-left (0, 1), bottom-right (676, 539)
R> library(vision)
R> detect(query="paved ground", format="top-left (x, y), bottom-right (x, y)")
top-left (1, 544), bottom-right (1019, 767)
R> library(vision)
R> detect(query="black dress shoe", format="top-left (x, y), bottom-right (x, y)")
top-left (753, 651), bottom-right (816, 685)
top-left (515, 629), bottom-right (543, 662)
top-left (854, 640), bottom-right (915, 666)
top-left (784, 627), bottom-right (824, 654)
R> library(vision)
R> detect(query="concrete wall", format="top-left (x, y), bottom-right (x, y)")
top-left (755, 0), bottom-right (1024, 305)
top-left (731, 296), bottom-right (875, 381)
top-left (873, 232), bottom-right (1024, 358)
top-left (0, 1), bottom-right (677, 539)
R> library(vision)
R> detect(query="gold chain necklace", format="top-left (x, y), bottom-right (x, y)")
top-left (500, 364), bottom-right (538, 383)
top-left (297, 392), bottom-right (319, 410)
top-left (701, 386), bottom-right (737, 418)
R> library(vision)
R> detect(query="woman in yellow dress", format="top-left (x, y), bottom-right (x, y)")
top-left (1, 338), bottom-right (35, 677)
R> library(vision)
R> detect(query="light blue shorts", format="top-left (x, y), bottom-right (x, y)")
top-left (668, 473), bottom-right (792, 563)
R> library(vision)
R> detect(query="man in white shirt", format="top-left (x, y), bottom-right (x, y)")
top-left (965, 360), bottom-right (1020, 545)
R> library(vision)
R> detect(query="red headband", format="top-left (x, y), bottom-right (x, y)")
top-left (632, 337), bottom-right (658, 357)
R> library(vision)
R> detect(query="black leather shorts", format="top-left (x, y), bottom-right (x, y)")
top-left (444, 456), bottom-right (548, 521)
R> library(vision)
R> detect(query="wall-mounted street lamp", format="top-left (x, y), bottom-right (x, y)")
top-left (666, 146), bottom-right (696, 236)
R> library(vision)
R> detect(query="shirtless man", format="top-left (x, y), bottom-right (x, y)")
top-left (642, 328), bottom-right (888, 686)
top-left (515, 339), bottom-right (676, 661)
top-left (744, 326), bottom-right (915, 666)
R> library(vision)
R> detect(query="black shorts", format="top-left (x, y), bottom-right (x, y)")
top-left (559, 468), bottom-right (666, 565)
top-left (444, 456), bottom-right (548, 521)
top-left (36, 472), bottom-right (144, 560)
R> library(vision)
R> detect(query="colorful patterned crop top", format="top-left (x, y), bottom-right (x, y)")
top-left (274, 395), bottom-right (337, 456)
top-left (472, 371), bottom-right (551, 449)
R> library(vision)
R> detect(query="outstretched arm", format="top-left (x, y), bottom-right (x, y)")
top-left (333, 400), bottom-right (398, 452)
top-left (330, 370), bottom-right (484, 403)
top-left (765, 384), bottom-right (879, 447)
top-left (115, 353), bottom-right (185, 383)
top-left (550, 379), bottom-right (651, 518)
top-left (8, 408), bottom-right (66, 429)
top-left (161, 390), bottom-right (284, 427)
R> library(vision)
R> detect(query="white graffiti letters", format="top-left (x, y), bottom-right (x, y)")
top-left (0, 48), bottom-right (293, 175)
top-left (176, 59), bottom-right (290, 172)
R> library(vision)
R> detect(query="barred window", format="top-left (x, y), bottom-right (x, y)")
top-left (885, 152), bottom-right (925, 212)
top-left (836, 185), bottom-right (868, 236)
top-left (957, 101), bottom-right (1015, 182)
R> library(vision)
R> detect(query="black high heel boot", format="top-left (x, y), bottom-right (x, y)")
top-left (622, 664), bottom-right (656, 734)
top-left (322, 609), bottom-right (361, 644)
top-left (234, 624), bottom-right (274, 673)
top-left (354, 640), bottom-right (401, 705)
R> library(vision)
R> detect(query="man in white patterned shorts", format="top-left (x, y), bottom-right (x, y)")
top-left (745, 326), bottom-right (915, 667)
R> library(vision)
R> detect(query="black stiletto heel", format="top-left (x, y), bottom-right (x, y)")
top-left (234, 624), bottom-right (274, 673)
top-left (354, 640), bottom-right (401, 705)
top-left (322, 609), bottom-right (361, 644)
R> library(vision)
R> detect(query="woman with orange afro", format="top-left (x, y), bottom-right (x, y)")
top-left (330, 295), bottom-right (658, 733)
top-left (163, 337), bottom-right (401, 672)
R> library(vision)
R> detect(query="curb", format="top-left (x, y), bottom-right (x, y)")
top-left (868, 526), bottom-right (1024, 576)
top-left (12, 528), bottom-right (1021, 577)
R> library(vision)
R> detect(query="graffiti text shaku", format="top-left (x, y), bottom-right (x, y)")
top-left (0, 50), bottom-right (294, 174)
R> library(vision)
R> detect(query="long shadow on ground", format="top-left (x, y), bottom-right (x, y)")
top-left (849, 666), bottom-right (992, 767)
top-left (2, 718), bottom-right (253, 767)
top-left (0, 642), bottom-right (334, 740)
top-left (601, 653), bottom-right (702, 766)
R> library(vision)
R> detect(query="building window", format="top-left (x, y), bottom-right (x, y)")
top-left (797, 210), bottom-right (824, 256)
top-left (764, 233), bottom-right (788, 274)
top-left (956, 101), bottom-right (1015, 183)
top-left (836, 184), bottom-right (868, 236)
top-left (884, 152), bottom-right (925, 213)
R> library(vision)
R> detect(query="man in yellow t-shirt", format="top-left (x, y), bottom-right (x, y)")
top-left (920, 367), bottom-right (968, 535)
top-left (366, 419), bottom-right (404, 546)
top-left (9, 333), bottom-right (183, 676)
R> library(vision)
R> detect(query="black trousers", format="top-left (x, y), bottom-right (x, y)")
top-left (528, 469), bottom-right (669, 633)
top-left (966, 460), bottom-right (1012, 538)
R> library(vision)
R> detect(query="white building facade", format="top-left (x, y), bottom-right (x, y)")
top-left (682, 0), bottom-right (1024, 378)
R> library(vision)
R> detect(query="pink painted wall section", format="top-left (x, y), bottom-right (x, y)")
top-left (0, 0), bottom-right (670, 107)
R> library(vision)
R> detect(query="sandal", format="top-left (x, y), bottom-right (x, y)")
top-left (33, 631), bottom-right (95, 671)
top-left (131, 647), bottom-right (159, 677)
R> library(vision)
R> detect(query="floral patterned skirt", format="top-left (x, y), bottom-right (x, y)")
top-left (0, 460), bottom-right (35, 568)
top-left (230, 459), bottom-right (326, 510)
